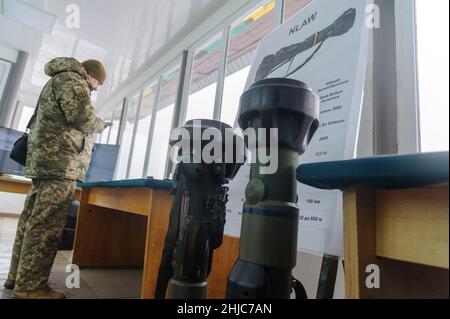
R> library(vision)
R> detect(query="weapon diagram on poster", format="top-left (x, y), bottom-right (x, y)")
top-left (255, 8), bottom-right (357, 81)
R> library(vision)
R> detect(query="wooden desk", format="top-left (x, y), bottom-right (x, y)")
top-left (344, 183), bottom-right (448, 299)
top-left (0, 174), bottom-right (81, 201)
top-left (72, 186), bottom-right (240, 299)
top-left (0, 175), bottom-right (31, 195)
top-left (297, 152), bottom-right (449, 299)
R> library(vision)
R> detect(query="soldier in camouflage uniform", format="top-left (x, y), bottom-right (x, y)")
top-left (4, 57), bottom-right (107, 299)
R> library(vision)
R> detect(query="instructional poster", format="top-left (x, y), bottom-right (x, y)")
top-left (225, 0), bottom-right (370, 257)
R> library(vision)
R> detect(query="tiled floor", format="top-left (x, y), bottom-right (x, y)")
top-left (0, 216), bottom-right (142, 299)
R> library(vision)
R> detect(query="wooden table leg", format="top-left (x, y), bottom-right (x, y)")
top-left (141, 189), bottom-right (173, 298)
top-left (207, 236), bottom-right (240, 298)
top-left (343, 186), bottom-right (377, 299)
top-left (139, 189), bottom-right (240, 299)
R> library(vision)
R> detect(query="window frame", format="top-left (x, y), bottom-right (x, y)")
top-left (110, 0), bottom-right (287, 180)
top-left (146, 60), bottom-right (184, 179)
top-left (370, 0), bottom-right (421, 155)
top-left (178, 0), bottom-right (283, 127)
top-left (394, 0), bottom-right (421, 154)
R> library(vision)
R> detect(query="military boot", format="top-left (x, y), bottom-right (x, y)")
top-left (13, 287), bottom-right (66, 299)
top-left (3, 279), bottom-right (15, 290)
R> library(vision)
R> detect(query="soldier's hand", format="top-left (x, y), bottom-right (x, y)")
top-left (97, 118), bottom-right (106, 133)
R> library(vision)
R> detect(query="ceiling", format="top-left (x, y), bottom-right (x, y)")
top-left (0, 0), bottom-right (226, 107)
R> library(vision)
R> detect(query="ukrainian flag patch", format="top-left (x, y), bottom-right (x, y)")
top-left (72, 82), bottom-right (88, 100)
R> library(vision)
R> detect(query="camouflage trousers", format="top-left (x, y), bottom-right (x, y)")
top-left (7, 178), bottom-right (75, 292)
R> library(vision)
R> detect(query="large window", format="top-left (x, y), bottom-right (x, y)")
top-left (147, 64), bottom-right (181, 179)
top-left (115, 93), bottom-right (140, 180)
top-left (108, 104), bottom-right (124, 145)
top-left (99, 103), bottom-right (122, 144)
top-left (0, 59), bottom-right (12, 103)
top-left (93, 133), bottom-right (101, 143)
top-left (105, 1), bottom-right (295, 180)
top-left (221, 1), bottom-right (275, 127)
top-left (128, 81), bottom-right (158, 178)
top-left (185, 34), bottom-right (224, 121)
top-left (17, 105), bottom-right (34, 132)
top-left (416, 0), bottom-right (449, 152)
top-left (283, 0), bottom-right (312, 22)
top-left (99, 112), bottom-right (111, 144)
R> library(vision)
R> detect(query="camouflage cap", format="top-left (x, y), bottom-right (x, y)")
top-left (82, 59), bottom-right (107, 84)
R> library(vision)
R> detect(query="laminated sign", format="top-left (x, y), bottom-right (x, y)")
top-left (225, 0), bottom-right (371, 256)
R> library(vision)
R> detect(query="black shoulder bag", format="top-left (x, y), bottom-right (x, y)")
top-left (9, 109), bottom-right (37, 166)
top-left (9, 80), bottom-right (51, 166)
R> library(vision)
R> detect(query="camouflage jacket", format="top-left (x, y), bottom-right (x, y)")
top-left (25, 57), bottom-right (104, 181)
